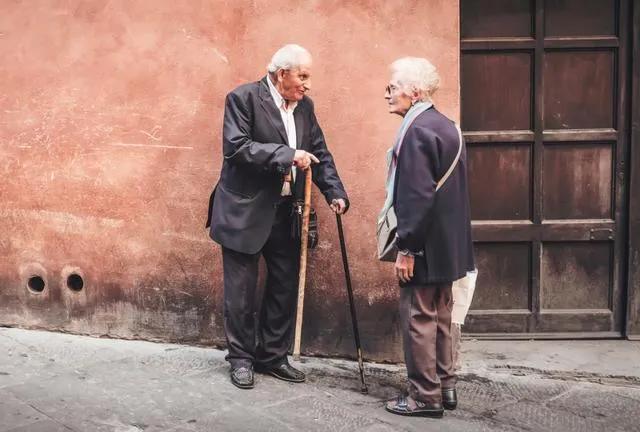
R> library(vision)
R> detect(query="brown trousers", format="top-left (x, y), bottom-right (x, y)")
top-left (400, 282), bottom-right (456, 403)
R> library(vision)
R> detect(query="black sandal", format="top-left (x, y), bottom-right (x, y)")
top-left (385, 394), bottom-right (444, 418)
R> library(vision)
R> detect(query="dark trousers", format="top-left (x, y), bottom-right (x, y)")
top-left (400, 282), bottom-right (456, 403)
top-left (222, 199), bottom-right (299, 369)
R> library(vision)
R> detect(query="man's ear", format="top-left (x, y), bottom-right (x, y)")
top-left (277, 69), bottom-right (287, 83)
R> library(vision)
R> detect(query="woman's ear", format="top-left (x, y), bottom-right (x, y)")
top-left (412, 90), bottom-right (421, 104)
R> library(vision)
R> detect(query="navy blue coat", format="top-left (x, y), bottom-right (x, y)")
top-left (393, 107), bottom-right (475, 285)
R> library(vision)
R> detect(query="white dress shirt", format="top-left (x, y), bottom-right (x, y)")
top-left (267, 76), bottom-right (297, 196)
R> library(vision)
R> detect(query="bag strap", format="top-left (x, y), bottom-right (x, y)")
top-left (436, 123), bottom-right (463, 192)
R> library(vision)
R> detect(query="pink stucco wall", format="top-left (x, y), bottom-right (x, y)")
top-left (0, 0), bottom-right (459, 361)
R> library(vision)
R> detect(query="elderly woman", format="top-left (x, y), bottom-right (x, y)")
top-left (381, 57), bottom-right (474, 418)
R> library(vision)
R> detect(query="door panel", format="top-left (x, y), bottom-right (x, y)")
top-left (461, 53), bottom-right (533, 132)
top-left (544, 0), bottom-right (617, 37)
top-left (468, 145), bottom-right (532, 220)
top-left (542, 144), bottom-right (613, 219)
top-left (461, 0), bottom-right (533, 39)
top-left (540, 242), bottom-right (612, 310)
top-left (543, 51), bottom-right (615, 129)
top-left (472, 243), bottom-right (532, 311)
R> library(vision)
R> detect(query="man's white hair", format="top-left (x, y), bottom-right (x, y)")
top-left (390, 57), bottom-right (440, 101)
top-left (267, 44), bottom-right (312, 73)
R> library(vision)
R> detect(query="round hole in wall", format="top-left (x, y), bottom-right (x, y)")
top-left (66, 274), bottom-right (84, 292)
top-left (27, 276), bottom-right (45, 293)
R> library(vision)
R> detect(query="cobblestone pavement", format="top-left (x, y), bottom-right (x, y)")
top-left (1, 328), bottom-right (639, 432)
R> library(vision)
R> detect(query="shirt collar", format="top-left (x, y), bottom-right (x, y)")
top-left (266, 75), bottom-right (297, 111)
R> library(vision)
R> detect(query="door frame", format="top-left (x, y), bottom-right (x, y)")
top-left (626, 0), bottom-right (640, 339)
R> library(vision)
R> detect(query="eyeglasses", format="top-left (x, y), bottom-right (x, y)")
top-left (385, 84), bottom-right (400, 95)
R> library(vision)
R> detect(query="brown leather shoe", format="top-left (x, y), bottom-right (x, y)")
top-left (255, 362), bottom-right (306, 383)
top-left (385, 394), bottom-right (444, 418)
top-left (230, 366), bottom-right (254, 389)
top-left (442, 388), bottom-right (457, 410)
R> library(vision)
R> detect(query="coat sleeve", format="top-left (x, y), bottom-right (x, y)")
top-left (394, 125), bottom-right (439, 253)
top-left (307, 103), bottom-right (350, 208)
top-left (223, 91), bottom-right (296, 173)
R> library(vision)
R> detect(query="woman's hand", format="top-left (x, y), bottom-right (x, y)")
top-left (395, 254), bottom-right (414, 283)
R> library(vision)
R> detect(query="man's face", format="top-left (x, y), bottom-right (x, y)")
top-left (385, 76), bottom-right (413, 117)
top-left (277, 59), bottom-right (312, 102)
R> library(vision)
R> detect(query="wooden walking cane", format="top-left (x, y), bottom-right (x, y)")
top-left (293, 167), bottom-right (312, 361)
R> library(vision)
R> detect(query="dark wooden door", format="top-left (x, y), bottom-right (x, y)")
top-left (461, 0), bottom-right (631, 336)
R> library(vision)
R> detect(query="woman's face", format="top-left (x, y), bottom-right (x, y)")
top-left (385, 77), bottom-right (413, 117)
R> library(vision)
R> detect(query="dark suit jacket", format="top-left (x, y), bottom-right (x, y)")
top-left (393, 107), bottom-right (475, 285)
top-left (206, 77), bottom-right (349, 254)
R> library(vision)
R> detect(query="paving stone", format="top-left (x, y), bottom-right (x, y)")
top-left (267, 395), bottom-right (377, 432)
top-left (0, 391), bottom-right (47, 432)
top-left (0, 346), bottom-right (65, 390)
top-left (3, 420), bottom-right (70, 432)
top-left (552, 384), bottom-right (640, 432)
top-left (493, 401), bottom-right (626, 432)
top-left (490, 376), bottom-right (574, 402)
top-left (455, 379), bottom-right (519, 415)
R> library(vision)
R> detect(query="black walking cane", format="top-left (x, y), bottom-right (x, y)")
top-left (335, 213), bottom-right (368, 394)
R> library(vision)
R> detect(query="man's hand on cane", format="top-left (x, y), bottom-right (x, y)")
top-left (330, 198), bottom-right (347, 214)
top-left (293, 150), bottom-right (346, 213)
top-left (293, 150), bottom-right (319, 170)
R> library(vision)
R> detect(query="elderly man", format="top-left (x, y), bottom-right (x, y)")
top-left (206, 44), bottom-right (349, 389)
top-left (380, 57), bottom-right (474, 418)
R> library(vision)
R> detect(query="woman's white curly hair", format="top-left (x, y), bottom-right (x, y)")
top-left (390, 57), bottom-right (441, 101)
